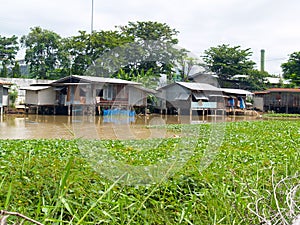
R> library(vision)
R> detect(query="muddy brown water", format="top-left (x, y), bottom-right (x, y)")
top-left (0, 114), bottom-right (260, 140)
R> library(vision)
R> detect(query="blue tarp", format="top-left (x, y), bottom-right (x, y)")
top-left (239, 97), bottom-right (245, 109)
top-left (103, 109), bottom-right (136, 117)
top-left (103, 116), bottom-right (135, 124)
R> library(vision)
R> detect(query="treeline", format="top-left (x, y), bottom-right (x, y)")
top-left (0, 21), bottom-right (188, 86)
top-left (1, 20), bottom-right (299, 90)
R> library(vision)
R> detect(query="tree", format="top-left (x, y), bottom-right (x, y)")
top-left (176, 49), bottom-right (205, 81)
top-left (0, 65), bottom-right (8, 77)
top-left (65, 30), bottom-right (132, 75)
top-left (20, 27), bottom-right (62, 79)
top-left (202, 44), bottom-right (255, 83)
top-left (281, 51), bottom-right (300, 86)
top-left (245, 69), bottom-right (269, 91)
top-left (11, 61), bottom-right (21, 78)
top-left (115, 68), bottom-right (158, 89)
top-left (116, 21), bottom-right (181, 83)
top-left (8, 85), bottom-right (18, 108)
top-left (0, 35), bottom-right (19, 77)
top-left (119, 21), bottom-right (179, 44)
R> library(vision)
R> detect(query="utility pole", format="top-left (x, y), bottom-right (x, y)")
top-left (91, 0), bottom-right (94, 33)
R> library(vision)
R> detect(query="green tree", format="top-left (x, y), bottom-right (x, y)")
top-left (119, 21), bottom-right (179, 44)
top-left (176, 49), bottom-right (205, 81)
top-left (115, 68), bottom-right (158, 89)
top-left (0, 65), bottom-right (8, 77)
top-left (245, 69), bottom-right (269, 91)
top-left (202, 44), bottom-right (255, 83)
top-left (0, 35), bottom-right (19, 77)
top-left (20, 27), bottom-right (62, 79)
top-left (65, 30), bottom-right (132, 75)
top-left (11, 61), bottom-right (21, 78)
top-left (8, 85), bottom-right (18, 108)
top-left (281, 51), bottom-right (300, 86)
top-left (117, 21), bottom-right (181, 83)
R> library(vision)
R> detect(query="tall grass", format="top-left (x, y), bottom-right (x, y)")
top-left (0, 120), bottom-right (300, 224)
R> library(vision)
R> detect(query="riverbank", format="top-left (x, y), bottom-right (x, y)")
top-left (0, 120), bottom-right (299, 224)
top-left (263, 113), bottom-right (300, 119)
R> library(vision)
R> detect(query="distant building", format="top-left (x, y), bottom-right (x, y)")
top-left (264, 77), bottom-right (291, 86)
top-left (254, 88), bottom-right (300, 113)
top-left (0, 78), bottom-right (52, 109)
top-left (0, 80), bottom-right (12, 115)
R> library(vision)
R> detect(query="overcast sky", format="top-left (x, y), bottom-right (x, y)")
top-left (1, 0), bottom-right (300, 75)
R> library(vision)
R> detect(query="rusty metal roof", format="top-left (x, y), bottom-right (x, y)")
top-left (0, 80), bottom-right (12, 85)
top-left (266, 88), bottom-right (300, 93)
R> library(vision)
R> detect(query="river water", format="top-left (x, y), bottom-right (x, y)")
top-left (0, 114), bottom-right (260, 140)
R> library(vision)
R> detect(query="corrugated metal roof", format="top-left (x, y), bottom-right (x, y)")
top-left (30, 81), bottom-right (55, 86)
top-left (209, 94), bottom-right (229, 98)
top-left (175, 93), bottom-right (190, 100)
top-left (221, 88), bottom-right (253, 95)
top-left (265, 77), bottom-right (290, 85)
top-left (20, 86), bottom-right (51, 91)
top-left (193, 93), bottom-right (209, 100)
top-left (0, 80), bottom-right (12, 85)
top-left (254, 91), bottom-right (268, 95)
top-left (266, 88), bottom-right (300, 93)
top-left (132, 85), bottom-right (157, 94)
top-left (176, 82), bottom-right (221, 91)
top-left (57, 75), bottom-right (141, 85)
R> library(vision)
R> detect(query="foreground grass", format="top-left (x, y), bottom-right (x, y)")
top-left (0, 120), bottom-right (300, 224)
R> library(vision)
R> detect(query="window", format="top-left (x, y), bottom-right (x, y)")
top-left (96, 89), bottom-right (104, 98)
top-left (106, 85), bottom-right (116, 100)
top-left (79, 87), bottom-right (86, 97)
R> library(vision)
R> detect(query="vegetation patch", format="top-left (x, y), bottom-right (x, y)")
top-left (0, 120), bottom-right (300, 224)
top-left (263, 113), bottom-right (300, 118)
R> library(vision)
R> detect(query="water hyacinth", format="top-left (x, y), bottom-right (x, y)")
top-left (0, 120), bottom-right (300, 224)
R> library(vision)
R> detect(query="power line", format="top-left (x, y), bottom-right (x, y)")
top-left (265, 58), bottom-right (288, 62)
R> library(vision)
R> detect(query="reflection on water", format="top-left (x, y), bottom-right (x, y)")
top-left (0, 114), bottom-right (260, 140)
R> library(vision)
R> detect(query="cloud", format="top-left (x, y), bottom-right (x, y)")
top-left (1, 0), bottom-right (300, 74)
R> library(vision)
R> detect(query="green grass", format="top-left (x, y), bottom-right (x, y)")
top-left (263, 113), bottom-right (300, 118)
top-left (0, 120), bottom-right (300, 224)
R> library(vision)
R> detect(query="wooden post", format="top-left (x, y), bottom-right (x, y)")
top-left (68, 105), bottom-right (71, 116)
top-left (286, 93), bottom-right (289, 114)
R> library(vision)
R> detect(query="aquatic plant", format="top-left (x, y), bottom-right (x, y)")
top-left (0, 120), bottom-right (299, 224)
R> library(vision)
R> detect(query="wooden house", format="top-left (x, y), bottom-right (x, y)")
top-left (221, 88), bottom-right (253, 111)
top-left (21, 86), bottom-right (56, 114)
top-left (156, 82), bottom-right (253, 116)
top-left (1, 78), bottom-right (53, 109)
top-left (0, 80), bottom-right (11, 115)
top-left (156, 82), bottom-right (225, 115)
top-left (254, 88), bottom-right (300, 113)
top-left (44, 75), bottom-right (156, 115)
